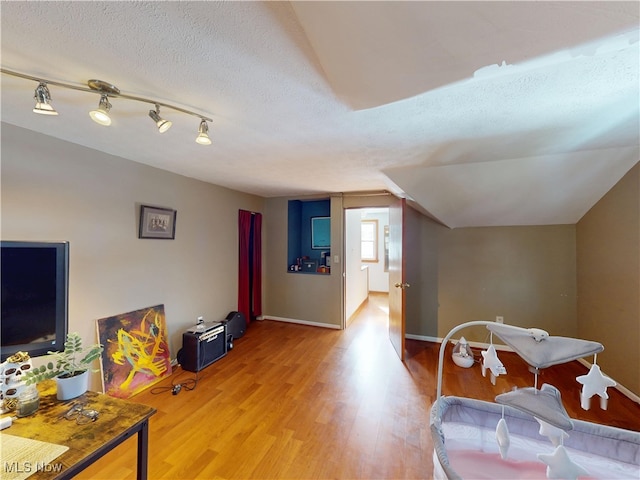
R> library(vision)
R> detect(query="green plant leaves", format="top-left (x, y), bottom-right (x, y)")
top-left (22, 332), bottom-right (103, 385)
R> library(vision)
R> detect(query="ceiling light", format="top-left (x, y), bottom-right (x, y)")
top-left (2, 68), bottom-right (214, 143)
top-left (33, 82), bottom-right (58, 115)
top-left (89, 95), bottom-right (112, 126)
top-left (149, 104), bottom-right (172, 133)
top-left (196, 120), bottom-right (211, 145)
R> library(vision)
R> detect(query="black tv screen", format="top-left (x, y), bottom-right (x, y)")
top-left (1, 241), bottom-right (69, 361)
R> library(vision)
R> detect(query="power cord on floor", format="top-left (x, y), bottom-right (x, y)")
top-left (150, 365), bottom-right (200, 395)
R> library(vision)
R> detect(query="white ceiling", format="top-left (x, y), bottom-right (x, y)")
top-left (1, 1), bottom-right (638, 228)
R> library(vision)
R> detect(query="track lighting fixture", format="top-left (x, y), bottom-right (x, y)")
top-left (149, 104), bottom-right (172, 133)
top-left (33, 82), bottom-right (58, 115)
top-left (2, 68), bottom-right (213, 145)
top-left (196, 120), bottom-right (212, 145)
top-left (89, 94), bottom-right (112, 126)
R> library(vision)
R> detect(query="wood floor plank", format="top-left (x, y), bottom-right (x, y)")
top-left (75, 294), bottom-right (639, 479)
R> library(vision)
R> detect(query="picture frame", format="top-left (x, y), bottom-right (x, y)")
top-left (138, 205), bottom-right (177, 239)
top-left (311, 216), bottom-right (331, 249)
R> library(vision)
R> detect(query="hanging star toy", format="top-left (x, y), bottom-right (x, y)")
top-left (576, 364), bottom-right (616, 410)
top-left (538, 445), bottom-right (589, 480)
top-left (535, 417), bottom-right (569, 447)
top-left (481, 344), bottom-right (506, 385)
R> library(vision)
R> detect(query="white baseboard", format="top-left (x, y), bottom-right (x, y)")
top-left (262, 315), bottom-right (341, 330)
top-left (406, 333), bottom-right (440, 343)
top-left (406, 333), bottom-right (640, 404)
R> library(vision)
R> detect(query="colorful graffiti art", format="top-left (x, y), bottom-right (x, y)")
top-left (96, 304), bottom-right (172, 398)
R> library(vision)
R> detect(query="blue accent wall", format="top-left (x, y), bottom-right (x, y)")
top-left (287, 199), bottom-right (330, 269)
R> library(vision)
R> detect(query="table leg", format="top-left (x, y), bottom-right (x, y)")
top-left (137, 419), bottom-right (150, 480)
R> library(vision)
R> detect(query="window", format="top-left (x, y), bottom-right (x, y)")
top-left (361, 219), bottom-right (378, 262)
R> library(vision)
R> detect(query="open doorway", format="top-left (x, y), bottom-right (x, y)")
top-left (344, 207), bottom-right (390, 328)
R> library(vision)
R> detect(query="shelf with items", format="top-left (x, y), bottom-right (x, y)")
top-left (287, 199), bottom-right (331, 275)
top-left (288, 256), bottom-right (330, 274)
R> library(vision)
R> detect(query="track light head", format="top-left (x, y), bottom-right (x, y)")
top-left (196, 120), bottom-right (211, 145)
top-left (33, 82), bottom-right (58, 115)
top-left (149, 105), bottom-right (172, 133)
top-left (89, 94), bottom-right (112, 126)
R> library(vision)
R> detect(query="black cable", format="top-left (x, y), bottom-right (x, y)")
top-left (149, 365), bottom-right (200, 395)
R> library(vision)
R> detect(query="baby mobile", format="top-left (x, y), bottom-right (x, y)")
top-left (471, 323), bottom-right (609, 480)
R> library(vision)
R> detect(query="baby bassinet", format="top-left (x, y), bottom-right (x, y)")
top-left (429, 321), bottom-right (640, 480)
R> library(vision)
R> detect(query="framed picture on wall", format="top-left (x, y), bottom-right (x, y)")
top-left (311, 216), bottom-right (330, 249)
top-left (139, 205), bottom-right (177, 239)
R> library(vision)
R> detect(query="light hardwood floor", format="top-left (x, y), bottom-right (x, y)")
top-left (78, 294), bottom-right (640, 479)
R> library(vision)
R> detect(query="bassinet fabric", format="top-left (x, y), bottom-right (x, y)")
top-left (430, 396), bottom-right (640, 480)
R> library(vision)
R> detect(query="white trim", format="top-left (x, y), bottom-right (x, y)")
top-left (406, 333), bottom-right (439, 343)
top-left (406, 333), bottom-right (640, 405)
top-left (262, 315), bottom-right (341, 330)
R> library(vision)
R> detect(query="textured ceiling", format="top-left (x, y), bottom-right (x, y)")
top-left (1, 1), bottom-right (638, 228)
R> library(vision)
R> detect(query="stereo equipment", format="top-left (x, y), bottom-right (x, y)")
top-left (224, 311), bottom-right (246, 339)
top-left (178, 322), bottom-right (227, 373)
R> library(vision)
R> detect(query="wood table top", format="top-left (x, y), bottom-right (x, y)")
top-left (3, 380), bottom-right (155, 479)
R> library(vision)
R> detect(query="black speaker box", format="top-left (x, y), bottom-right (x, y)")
top-left (224, 311), bottom-right (246, 339)
top-left (179, 323), bottom-right (227, 373)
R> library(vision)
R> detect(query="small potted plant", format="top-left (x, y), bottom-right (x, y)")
top-left (24, 332), bottom-right (103, 400)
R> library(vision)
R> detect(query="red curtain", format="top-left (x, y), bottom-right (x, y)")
top-left (251, 213), bottom-right (262, 318)
top-left (238, 210), bottom-right (262, 326)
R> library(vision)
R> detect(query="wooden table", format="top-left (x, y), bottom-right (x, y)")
top-left (4, 380), bottom-right (156, 480)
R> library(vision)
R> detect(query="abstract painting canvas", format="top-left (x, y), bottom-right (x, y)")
top-left (96, 304), bottom-right (172, 398)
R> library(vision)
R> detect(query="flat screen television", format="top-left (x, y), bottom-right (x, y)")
top-left (1, 241), bottom-right (69, 362)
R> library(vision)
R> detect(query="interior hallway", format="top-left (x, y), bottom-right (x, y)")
top-left (77, 294), bottom-right (639, 479)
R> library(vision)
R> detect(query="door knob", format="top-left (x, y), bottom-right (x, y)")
top-left (394, 282), bottom-right (410, 289)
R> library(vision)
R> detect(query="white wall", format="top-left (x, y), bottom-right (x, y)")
top-left (345, 209), bottom-right (368, 321)
top-left (360, 209), bottom-right (389, 292)
top-left (1, 123), bottom-right (264, 391)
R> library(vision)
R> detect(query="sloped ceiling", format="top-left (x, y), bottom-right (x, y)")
top-left (1, 1), bottom-right (638, 228)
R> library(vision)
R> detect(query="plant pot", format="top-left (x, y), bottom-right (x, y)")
top-left (56, 370), bottom-right (89, 401)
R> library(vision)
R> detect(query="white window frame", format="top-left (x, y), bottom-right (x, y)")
top-left (361, 219), bottom-right (378, 262)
